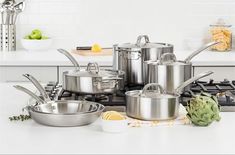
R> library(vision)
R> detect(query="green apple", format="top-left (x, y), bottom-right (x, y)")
top-left (30, 29), bottom-right (42, 40)
top-left (24, 35), bottom-right (31, 39)
top-left (41, 36), bottom-right (49, 40)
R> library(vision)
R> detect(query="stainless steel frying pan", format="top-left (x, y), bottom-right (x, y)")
top-left (13, 74), bottom-right (105, 127)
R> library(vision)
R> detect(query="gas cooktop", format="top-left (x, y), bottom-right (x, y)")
top-left (43, 79), bottom-right (235, 112)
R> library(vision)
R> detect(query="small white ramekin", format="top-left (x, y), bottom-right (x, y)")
top-left (101, 118), bottom-right (128, 133)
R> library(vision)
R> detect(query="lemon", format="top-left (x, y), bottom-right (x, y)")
top-left (91, 44), bottom-right (102, 52)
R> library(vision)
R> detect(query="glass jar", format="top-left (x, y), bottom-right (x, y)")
top-left (210, 18), bottom-right (232, 52)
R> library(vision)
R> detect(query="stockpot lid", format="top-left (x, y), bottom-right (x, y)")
top-left (116, 35), bottom-right (173, 50)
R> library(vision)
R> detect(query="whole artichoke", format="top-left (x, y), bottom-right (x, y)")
top-left (186, 92), bottom-right (221, 126)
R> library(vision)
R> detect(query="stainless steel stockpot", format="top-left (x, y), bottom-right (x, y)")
top-left (113, 35), bottom-right (173, 86)
top-left (58, 49), bottom-right (125, 93)
top-left (144, 41), bottom-right (220, 92)
top-left (126, 71), bottom-right (213, 121)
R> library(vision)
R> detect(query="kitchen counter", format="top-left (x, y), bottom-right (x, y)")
top-left (1, 82), bottom-right (235, 154)
top-left (1, 49), bottom-right (235, 67)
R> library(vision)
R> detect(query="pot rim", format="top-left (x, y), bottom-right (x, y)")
top-left (114, 42), bottom-right (174, 50)
top-left (125, 90), bottom-right (180, 99)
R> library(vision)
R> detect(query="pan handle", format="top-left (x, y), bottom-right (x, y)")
top-left (184, 41), bottom-right (221, 63)
top-left (58, 49), bottom-right (80, 71)
top-left (23, 74), bottom-right (51, 102)
top-left (13, 85), bottom-right (46, 105)
top-left (142, 83), bottom-right (165, 95)
top-left (159, 53), bottom-right (177, 64)
top-left (174, 71), bottom-right (214, 94)
top-left (87, 62), bottom-right (100, 73)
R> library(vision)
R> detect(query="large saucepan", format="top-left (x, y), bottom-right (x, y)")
top-left (14, 74), bottom-right (104, 127)
top-left (144, 41), bottom-right (220, 92)
top-left (126, 71), bottom-right (213, 121)
top-left (113, 35), bottom-right (174, 86)
top-left (58, 49), bottom-right (125, 93)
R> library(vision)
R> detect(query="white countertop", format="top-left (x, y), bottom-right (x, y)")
top-left (1, 82), bottom-right (235, 154)
top-left (1, 49), bottom-right (235, 67)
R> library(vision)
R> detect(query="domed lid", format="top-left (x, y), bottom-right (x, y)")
top-left (116, 35), bottom-right (173, 50)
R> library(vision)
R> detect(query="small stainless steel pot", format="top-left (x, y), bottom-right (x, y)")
top-left (113, 35), bottom-right (174, 86)
top-left (126, 71), bottom-right (213, 121)
top-left (144, 41), bottom-right (220, 92)
top-left (58, 49), bottom-right (125, 93)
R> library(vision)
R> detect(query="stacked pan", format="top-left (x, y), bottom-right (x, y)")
top-left (14, 74), bottom-right (105, 127)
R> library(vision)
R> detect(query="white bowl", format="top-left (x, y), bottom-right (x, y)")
top-left (101, 118), bottom-right (128, 133)
top-left (21, 38), bottom-right (52, 51)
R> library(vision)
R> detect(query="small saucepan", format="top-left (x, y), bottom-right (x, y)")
top-left (144, 41), bottom-right (220, 92)
top-left (126, 71), bottom-right (213, 121)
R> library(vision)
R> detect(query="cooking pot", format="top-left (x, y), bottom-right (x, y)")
top-left (58, 49), bottom-right (125, 93)
top-left (113, 35), bottom-right (174, 86)
top-left (144, 41), bottom-right (220, 92)
top-left (126, 71), bottom-right (213, 121)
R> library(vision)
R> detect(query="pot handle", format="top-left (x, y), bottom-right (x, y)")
top-left (13, 85), bottom-right (46, 105)
top-left (23, 74), bottom-right (51, 102)
top-left (58, 49), bottom-right (81, 71)
top-left (136, 35), bottom-right (150, 46)
top-left (142, 83), bottom-right (165, 95)
top-left (124, 51), bottom-right (141, 60)
top-left (184, 41), bottom-right (221, 63)
top-left (159, 53), bottom-right (177, 64)
top-left (87, 62), bottom-right (100, 73)
top-left (174, 71), bottom-right (214, 94)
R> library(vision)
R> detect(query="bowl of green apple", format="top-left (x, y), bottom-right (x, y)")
top-left (21, 29), bottom-right (52, 51)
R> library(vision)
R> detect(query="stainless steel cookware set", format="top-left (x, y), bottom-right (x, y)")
top-left (14, 34), bottom-right (217, 126)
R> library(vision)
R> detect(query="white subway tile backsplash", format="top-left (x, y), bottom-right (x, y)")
top-left (14, 0), bottom-right (235, 50)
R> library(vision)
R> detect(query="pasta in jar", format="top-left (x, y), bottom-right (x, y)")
top-left (210, 19), bottom-right (232, 52)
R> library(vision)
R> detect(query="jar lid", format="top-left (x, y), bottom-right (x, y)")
top-left (210, 18), bottom-right (232, 27)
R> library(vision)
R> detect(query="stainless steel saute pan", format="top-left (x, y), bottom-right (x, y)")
top-left (58, 49), bottom-right (125, 93)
